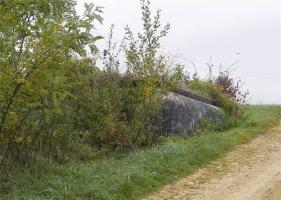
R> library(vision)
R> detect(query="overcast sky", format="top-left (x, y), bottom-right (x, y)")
top-left (77, 0), bottom-right (280, 104)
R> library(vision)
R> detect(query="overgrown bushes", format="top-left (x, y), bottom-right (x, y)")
top-left (0, 0), bottom-right (248, 173)
top-left (0, 0), bottom-right (175, 170)
top-left (0, 0), bottom-right (104, 168)
top-left (186, 69), bottom-right (248, 115)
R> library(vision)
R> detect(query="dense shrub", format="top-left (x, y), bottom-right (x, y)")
top-left (185, 68), bottom-right (248, 115)
top-left (0, 0), bottom-right (249, 175)
top-left (0, 0), bottom-right (174, 170)
top-left (0, 0), bottom-right (103, 168)
top-left (209, 84), bottom-right (239, 115)
top-left (215, 71), bottom-right (249, 104)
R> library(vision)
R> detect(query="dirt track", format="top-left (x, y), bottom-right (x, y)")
top-left (142, 123), bottom-right (281, 200)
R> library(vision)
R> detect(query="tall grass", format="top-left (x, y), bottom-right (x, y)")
top-left (1, 105), bottom-right (280, 200)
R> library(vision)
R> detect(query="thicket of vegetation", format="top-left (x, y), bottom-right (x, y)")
top-left (0, 0), bottom-right (248, 176)
top-left (1, 105), bottom-right (280, 199)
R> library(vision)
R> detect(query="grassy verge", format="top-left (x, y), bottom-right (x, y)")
top-left (1, 105), bottom-right (280, 200)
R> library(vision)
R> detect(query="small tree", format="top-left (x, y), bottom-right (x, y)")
top-left (0, 0), bottom-right (102, 167)
top-left (123, 0), bottom-right (170, 144)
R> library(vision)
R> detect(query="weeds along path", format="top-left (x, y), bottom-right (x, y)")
top-left (141, 122), bottom-right (281, 200)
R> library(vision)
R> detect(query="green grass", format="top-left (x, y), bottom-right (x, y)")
top-left (1, 105), bottom-right (280, 200)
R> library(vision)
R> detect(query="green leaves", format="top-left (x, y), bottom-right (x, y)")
top-left (124, 0), bottom-right (170, 77)
top-left (0, 0), bottom-right (103, 167)
top-left (121, 0), bottom-right (171, 145)
top-left (0, 0), bottom-right (173, 168)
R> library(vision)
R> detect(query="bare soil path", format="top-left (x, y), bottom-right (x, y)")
top-left (142, 123), bottom-right (281, 200)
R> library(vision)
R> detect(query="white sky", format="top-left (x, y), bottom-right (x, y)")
top-left (77, 0), bottom-right (280, 104)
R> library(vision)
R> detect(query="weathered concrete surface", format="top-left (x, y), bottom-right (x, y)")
top-left (174, 88), bottom-right (214, 105)
top-left (160, 92), bottom-right (222, 136)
